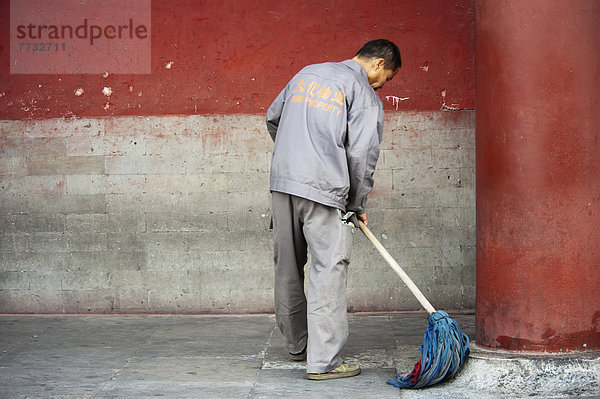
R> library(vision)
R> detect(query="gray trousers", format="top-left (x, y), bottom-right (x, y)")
top-left (271, 191), bottom-right (354, 374)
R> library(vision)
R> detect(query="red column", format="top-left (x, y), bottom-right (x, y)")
top-left (475, 0), bottom-right (600, 351)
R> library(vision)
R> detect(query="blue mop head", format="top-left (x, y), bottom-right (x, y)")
top-left (388, 310), bottom-right (470, 389)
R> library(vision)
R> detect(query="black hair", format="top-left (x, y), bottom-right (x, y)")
top-left (355, 39), bottom-right (402, 70)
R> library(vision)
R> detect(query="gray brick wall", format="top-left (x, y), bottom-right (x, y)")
top-left (0, 111), bottom-right (475, 313)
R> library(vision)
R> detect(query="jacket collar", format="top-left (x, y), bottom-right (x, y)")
top-left (341, 59), bottom-right (369, 82)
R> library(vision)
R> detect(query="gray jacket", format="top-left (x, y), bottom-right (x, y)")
top-left (266, 59), bottom-right (384, 214)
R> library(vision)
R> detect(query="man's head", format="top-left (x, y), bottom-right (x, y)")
top-left (352, 39), bottom-right (401, 90)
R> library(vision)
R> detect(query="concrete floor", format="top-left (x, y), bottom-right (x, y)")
top-left (1, 312), bottom-right (597, 399)
top-left (0, 312), bottom-right (475, 398)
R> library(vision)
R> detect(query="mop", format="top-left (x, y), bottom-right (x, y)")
top-left (357, 220), bottom-right (470, 388)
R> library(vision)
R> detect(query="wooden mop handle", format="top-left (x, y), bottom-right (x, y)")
top-left (357, 220), bottom-right (437, 315)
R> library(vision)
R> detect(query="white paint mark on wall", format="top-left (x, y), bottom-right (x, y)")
top-left (74, 88), bottom-right (84, 96)
top-left (420, 65), bottom-right (429, 72)
top-left (442, 104), bottom-right (461, 111)
top-left (103, 102), bottom-right (110, 110)
top-left (103, 71), bottom-right (109, 78)
top-left (102, 87), bottom-right (112, 97)
top-left (386, 95), bottom-right (410, 110)
top-left (165, 61), bottom-right (174, 69)
top-left (440, 88), bottom-right (460, 110)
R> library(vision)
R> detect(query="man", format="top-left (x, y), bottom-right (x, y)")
top-left (266, 39), bottom-right (401, 380)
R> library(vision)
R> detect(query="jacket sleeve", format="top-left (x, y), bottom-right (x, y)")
top-left (345, 104), bottom-right (384, 214)
top-left (266, 86), bottom-right (287, 141)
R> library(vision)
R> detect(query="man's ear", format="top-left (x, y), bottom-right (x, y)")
top-left (367, 58), bottom-right (385, 73)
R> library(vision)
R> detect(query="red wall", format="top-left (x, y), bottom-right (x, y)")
top-left (0, 0), bottom-right (474, 119)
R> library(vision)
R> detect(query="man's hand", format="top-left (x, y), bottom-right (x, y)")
top-left (357, 212), bottom-right (368, 226)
